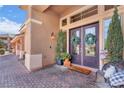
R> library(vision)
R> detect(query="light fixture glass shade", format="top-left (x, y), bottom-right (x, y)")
top-left (50, 32), bottom-right (55, 40)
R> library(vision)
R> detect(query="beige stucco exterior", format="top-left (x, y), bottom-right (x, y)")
top-left (30, 7), bottom-right (60, 68)
top-left (11, 34), bottom-right (25, 59)
top-left (11, 5), bottom-right (124, 72)
top-left (11, 5), bottom-right (60, 71)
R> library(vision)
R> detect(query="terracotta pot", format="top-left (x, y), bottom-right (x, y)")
top-left (65, 59), bottom-right (69, 62)
top-left (64, 59), bottom-right (71, 67)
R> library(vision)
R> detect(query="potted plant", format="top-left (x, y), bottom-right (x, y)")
top-left (56, 54), bottom-right (63, 65)
top-left (55, 30), bottom-right (66, 65)
top-left (61, 52), bottom-right (71, 67)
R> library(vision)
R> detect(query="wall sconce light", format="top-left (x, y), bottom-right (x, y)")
top-left (50, 32), bottom-right (55, 40)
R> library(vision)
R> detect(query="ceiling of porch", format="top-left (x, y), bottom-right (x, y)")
top-left (48, 5), bottom-right (84, 17)
top-left (32, 5), bottom-right (84, 17)
top-left (32, 5), bottom-right (50, 12)
top-left (49, 5), bottom-right (76, 14)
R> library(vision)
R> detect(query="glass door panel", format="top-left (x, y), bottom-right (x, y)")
top-left (71, 30), bottom-right (80, 55)
top-left (69, 28), bottom-right (81, 65)
top-left (84, 27), bottom-right (96, 56)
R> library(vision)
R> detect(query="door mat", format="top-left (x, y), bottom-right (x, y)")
top-left (70, 64), bottom-right (92, 75)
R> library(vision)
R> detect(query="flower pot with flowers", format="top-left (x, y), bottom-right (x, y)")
top-left (61, 52), bottom-right (71, 67)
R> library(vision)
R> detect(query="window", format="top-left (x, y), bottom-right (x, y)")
top-left (62, 19), bottom-right (67, 26)
top-left (103, 18), bottom-right (112, 50)
top-left (70, 13), bottom-right (82, 23)
top-left (104, 5), bottom-right (115, 11)
top-left (82, 5), bottom-right (98, 19)
top-left (70, 6), bottom-right (98, 23)
top-left (104, 5), bottom-right (120, 11)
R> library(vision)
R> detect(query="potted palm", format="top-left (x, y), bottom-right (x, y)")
top-left (61, 52), bottom-right (71, 67)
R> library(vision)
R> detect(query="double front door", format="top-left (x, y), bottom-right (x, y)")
top-left (69, 23), bottom-right (99, 68)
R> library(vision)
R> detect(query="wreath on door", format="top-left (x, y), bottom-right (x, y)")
top-left (71, 35), bottom-right (80, 47)
top-left (85, 33), bottom-right (96, 45)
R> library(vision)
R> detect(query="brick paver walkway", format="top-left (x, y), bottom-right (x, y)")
top-left (0, 54), bottom-right (105, 88)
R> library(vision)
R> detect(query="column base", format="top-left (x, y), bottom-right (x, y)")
top-left (16, 50), bottom-right (20, 56)
top-left (25, 53), bottom-right (42, 72)
top-left (19, 50), bottom-right (24, 59)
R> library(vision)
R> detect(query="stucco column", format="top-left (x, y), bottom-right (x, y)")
top-left (25, 6), bottom-right (43, 72)
top-left (24, 5), bottom-right (33, 71)
top-left (67, 29), bottom-right (69, 53)
top-left (19, 37), bottom-right (25, 59)
top-left (98, 6), bottom-right (104, 70)
top-left (7, 37), bottom-right (11, 51)
top-left (99, 19), bottom-right (104, 70)
top-left (15, 42), bottom-right (19, 56)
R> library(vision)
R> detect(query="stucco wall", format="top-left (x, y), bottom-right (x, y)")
top-left (24, 24), bottom-right (31, 54)
top-left (30, 9), bottom-right (59, 67)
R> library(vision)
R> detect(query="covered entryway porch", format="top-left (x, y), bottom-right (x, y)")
top-left (18, 5), bottom-right (124, 72)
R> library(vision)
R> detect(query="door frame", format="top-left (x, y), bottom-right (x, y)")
top-left (69, 22), bottom-right (99, 69)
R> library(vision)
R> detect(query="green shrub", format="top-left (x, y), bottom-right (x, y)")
top-left (60, 52), bottom-right (71, 61)
top-left (56, 30), bottom-right (66, 59)
top-left (106, 6), bottom-right (123, 62)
